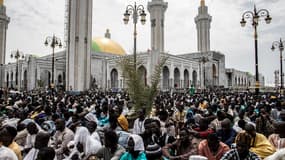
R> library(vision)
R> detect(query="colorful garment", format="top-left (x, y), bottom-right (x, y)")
top-left (221, 149), bottom-right (261, 160)
top-left (198, 140), bottom-right (230, 160)
top-left (120, 134), bottom-right (146, 160)
top-left (117, 114), bottom-right (129, 131)
top-left (217, 128), bottom-right (237, 147)
top-left (9, 141), bottom-right (23, 160)
top-left (236, 132), bottom-right (276, 159)
top-left (193, 127), bottom-right (215, 139)
top-left (119, 152), bottom-right (147, 160)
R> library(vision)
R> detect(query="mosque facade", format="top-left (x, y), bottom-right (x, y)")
top-left (0, 0), bottom-right (264, 91)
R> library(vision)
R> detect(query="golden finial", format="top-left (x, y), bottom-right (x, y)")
top-left (201, 0), bottom-right (205, 6)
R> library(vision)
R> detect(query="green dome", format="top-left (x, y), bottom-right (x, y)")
top-left (91, 37), bottom-right (126, 56)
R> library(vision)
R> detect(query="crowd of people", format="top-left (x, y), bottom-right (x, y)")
top-left (0, 88), bottom-right (285, 160)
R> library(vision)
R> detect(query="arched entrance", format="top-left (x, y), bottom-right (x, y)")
top-left (63, 72), bottom-right (66, 89)
top-left (138, 65), bottom-right (147, 86)
top-left (192, 70), bottom-right (198, 87)
top-left (174, 68), bottom-right (180, 88)
top-left (11, 72), bottom-right (14, 88)
top-left (58, 74), bottom-right (63, 84)
top-left (23, 70), bottom-right (27, 90)
top-left (162, 66), bottom-right (169, 89)
top-left (6, 73), bottom-right (9, 88)
top-left (111, 69), bottom-right (118, 88)
top-left (212, 64), bottom-right (218, 86)
top-left (40, 70), bottom-right (51, 87)
top-left (184, 69), bottom-right (189, 88)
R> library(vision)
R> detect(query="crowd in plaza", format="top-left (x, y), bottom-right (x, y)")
top-left (0, 88), bottom-right (285, 160)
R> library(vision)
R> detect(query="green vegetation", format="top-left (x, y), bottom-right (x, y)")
top-left (117, 55), bottom-right (167, 114)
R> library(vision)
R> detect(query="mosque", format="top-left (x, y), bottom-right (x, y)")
top-left (0, 0), bottom-right (264, 91)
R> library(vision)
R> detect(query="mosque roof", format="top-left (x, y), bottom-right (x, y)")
top-left (91, 37), bottom-right (126, 56)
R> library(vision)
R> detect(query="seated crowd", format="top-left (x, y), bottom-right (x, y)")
top-left (0, 89), bottom-right (285, 160)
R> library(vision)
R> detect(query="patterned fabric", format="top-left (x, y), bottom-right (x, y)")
top-left (221, 149), bottom-right (261, 160)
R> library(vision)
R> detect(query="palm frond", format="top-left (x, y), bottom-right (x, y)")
top-left (117, 55), bottom-right (168, 114)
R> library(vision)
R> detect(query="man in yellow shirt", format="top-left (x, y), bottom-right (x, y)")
top-left (242, 123), bottom-right (276, 159)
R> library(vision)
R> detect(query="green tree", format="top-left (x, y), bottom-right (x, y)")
top-left (118, 56), bottom-right (167, 114)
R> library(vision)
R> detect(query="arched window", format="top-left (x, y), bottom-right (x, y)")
top-left (212, 64), bottom-right (218, 86)
top-left (192, 70), bottom-right (198, 87)
top-left (162, 66), bottom-right (170, 89)
top-left (111, 69), bottom-right (118, 88)
top-left (138, 65), bottom-right (147, 86)
top-left (184, 69), bottom-right (189, 88)
top-left (174, 68), bottom-right (180, 88)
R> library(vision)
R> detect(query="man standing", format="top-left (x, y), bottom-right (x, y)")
top-left (132, 108), bottom-right (146, 135)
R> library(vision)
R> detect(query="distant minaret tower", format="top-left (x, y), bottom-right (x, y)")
top-left (195, 0), bottom-right (212, 52)
top-left (0, 0), bottom-right (9, 64)
top-left (66, 0), bottom-right (92, 91)
top-left (147, 0), bottom-right (168, 53)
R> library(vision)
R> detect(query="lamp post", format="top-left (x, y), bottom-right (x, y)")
top-left (271, 38), bottom-right (285, 92)
top-left (123, 2), bottom-right (146, 70)
top-left (44, 35), bottom-right (62, 88)
top-left (240, 5), bottom-right (272, 94)
top-left (10, 49), bottom-right (25, 91)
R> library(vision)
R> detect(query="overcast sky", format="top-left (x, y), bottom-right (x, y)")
top-left (4, 0), bottom-right (285, 86)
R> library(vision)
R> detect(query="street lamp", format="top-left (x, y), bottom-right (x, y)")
top-left (10, 49), bottom-right (25, 91)
top-left (240, 5), bottom-right (272, 94)
top-left (44, 35), bottom-right (62, 88)
top-left (271, 38), bottom-right (285, 91)
top-left (123, 2), bottom-right (146, 70)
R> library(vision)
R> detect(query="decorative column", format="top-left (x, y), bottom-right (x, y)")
top-left (0, 0), bottom-right (9, 64)
top-left (148, 0), bottom-right (168, 53)
top-left (0, 0), bottom-right (9, 88)
top-left (66, 0), bottom-right (92, 91)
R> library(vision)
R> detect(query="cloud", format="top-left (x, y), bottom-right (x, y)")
top-left (4, 0), bottom-right (285, 85)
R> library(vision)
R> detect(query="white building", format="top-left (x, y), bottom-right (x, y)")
top-left (0, 0), bottom-right (263, 91)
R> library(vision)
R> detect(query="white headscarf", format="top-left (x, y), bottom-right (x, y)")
top-left (74, 127), bottom-right (102, 156)
top-left (128, 134), bottom-right (145, 151)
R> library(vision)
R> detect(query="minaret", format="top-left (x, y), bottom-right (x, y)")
top-left (147, 0), bottom-right (168, 53)
top-left (0, 0), bottom-right (9, 64)
top-left (66, 0), bottom-right (92, 91)
top-left (195, 0), bottom-right (212, 52)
